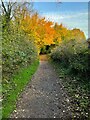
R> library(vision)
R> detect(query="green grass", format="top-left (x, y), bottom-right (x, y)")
top-left (2, 60), bottom-right (39, 118)
top-left (50, 60), bottom-right (90, 120)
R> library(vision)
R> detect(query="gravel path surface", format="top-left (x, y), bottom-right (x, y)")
top-left (11, 61), bottom-right (72, 119)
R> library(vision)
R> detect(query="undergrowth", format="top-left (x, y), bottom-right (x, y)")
top-left (2, 60), bottom-right (39, 118)
top-left (50, 60), bottom-right (90, 120)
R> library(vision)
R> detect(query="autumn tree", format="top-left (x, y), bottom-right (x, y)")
top-left (20, 13), bottom-right (56, 53)
top-left (71, 28), bottom-right (86, 41)
top-left (1, 0), bottom-right (33, 30)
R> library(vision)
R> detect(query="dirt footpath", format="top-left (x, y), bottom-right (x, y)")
top-left (11, 60), bottom-right (72, 119)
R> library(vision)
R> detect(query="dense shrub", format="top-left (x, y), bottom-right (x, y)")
top-left (51, 39), bottom-right (90, 119)
top-left (40, 45), bottom-right (52, 54)
top-left (2, 26), bottom-right (38, 99)
top-left (51, 39), bottom-right (88, 74)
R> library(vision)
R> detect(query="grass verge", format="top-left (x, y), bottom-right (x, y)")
top-left (50, 60), bottom-right (90, 120)
top-left (2, 60), bottom-right (39, 118)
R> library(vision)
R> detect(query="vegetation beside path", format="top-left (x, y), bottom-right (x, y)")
top-left (50, 39), bottom-right (90, 120)
top-left (2, 60), bottom-right (39, 118)
top-left (50, 61), bottom-right (90, 120)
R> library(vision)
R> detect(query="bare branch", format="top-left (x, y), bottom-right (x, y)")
top-left (1, 0), bottom-right (7, 14)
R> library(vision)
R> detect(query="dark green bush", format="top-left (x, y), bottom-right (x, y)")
top-left (40, 45), bottom-right (51, 54)
top-left (2, 26), bottom-right (38, 99)
top-left (51, 39), bottom-right (90, 119)
top-left (51, 39), bottom-right (89, 74)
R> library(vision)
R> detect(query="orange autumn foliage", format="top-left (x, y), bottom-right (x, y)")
top-left (18, 12), bottom-right (86, 52)
top-left (20, 13), bottom-right (56, 50)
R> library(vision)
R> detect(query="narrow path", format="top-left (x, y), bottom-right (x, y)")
top-left (11, 58), bottom-right (72, 118)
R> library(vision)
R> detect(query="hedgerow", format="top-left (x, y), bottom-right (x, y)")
top-left (51, 39), bottom-right (88, 74)
top-left (50, 38), bottom-right (90, 119)
top-left (2, 23), bottom-right (38, 101)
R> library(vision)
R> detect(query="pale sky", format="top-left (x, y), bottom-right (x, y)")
top-left (33, 2), bottom-right (88, 38)
top-left (1, 1), bottom-right (89, 38)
